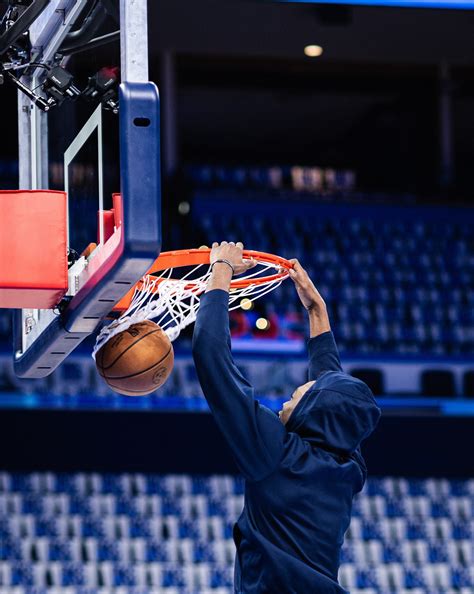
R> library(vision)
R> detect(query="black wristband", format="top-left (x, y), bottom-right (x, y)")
top-left (210, 259), bottom-right (235, 275)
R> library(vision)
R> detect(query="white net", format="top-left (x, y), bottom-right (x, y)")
top-left (92, 258), bottom-right (289, 359)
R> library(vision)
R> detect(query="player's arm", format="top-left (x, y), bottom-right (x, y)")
top-left (289, 259), bottom-right (343, 378)
top-left (192, 242), bottom-right (287, 482)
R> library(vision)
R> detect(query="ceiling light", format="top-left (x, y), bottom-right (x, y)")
top-left (240, 298), bottom-right (253, 311)
top-left (256, 317), bottom-right (270, 331)
top-left (304, 45), bottom-right (323, 58)
top-left (178, 201), bottom-right (190, 215)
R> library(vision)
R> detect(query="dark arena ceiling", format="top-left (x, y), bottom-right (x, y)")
top-left (149, 0), bottom-right (474, 67)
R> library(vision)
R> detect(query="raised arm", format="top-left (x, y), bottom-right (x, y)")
top-left (192, 242), bottom-right (287, 482)
top-left (289, 259), bottom-right (342, 379)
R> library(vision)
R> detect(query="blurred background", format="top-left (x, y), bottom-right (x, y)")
top-left (1, 1), bottom-right (474, 592)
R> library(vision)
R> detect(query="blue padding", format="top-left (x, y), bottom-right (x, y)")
top-left (119, 82), bottom-right (162, 258)
top-left (279, 0), bottom-right (474, 8)
top-left (14, 82), bottom-right (161, 378)
top-left (12, 311), bottom-right (88, 378)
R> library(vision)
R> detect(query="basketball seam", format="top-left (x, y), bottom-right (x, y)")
top-left (98, 328), bottom-right (162, 370)
top-left (104, 347), bottom-right (173, 380)
top-left (104, 382), bottom-right (158, 395)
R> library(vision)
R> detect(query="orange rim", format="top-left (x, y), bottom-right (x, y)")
top-left (113, 248), bottom-right (292, 312)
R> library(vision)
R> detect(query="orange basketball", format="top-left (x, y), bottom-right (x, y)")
top-left (95, 320), bottom-right (174, 396)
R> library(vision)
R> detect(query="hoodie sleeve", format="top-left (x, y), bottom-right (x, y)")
top-left (308, 331), bottom-right (343, 380)
top-left (192, 289), bottom-right (287, 482)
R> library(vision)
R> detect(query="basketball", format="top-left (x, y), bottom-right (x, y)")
top-left (95, 320), bottom-right (174, 396)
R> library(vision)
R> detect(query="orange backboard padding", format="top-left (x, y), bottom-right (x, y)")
top-left (112, 193), bottom-right (123, 227)
top-left (100, 194), bottom-right (123, 244)
top-left (0, 190), bottom-right (68, 309)
top-left (101, 210), bottom-right (115, 244)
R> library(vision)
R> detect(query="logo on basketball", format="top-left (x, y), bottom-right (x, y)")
top-left (153, 367), bottom-right (167, 385)
top-left (126, 327), bottom-right (141, 337)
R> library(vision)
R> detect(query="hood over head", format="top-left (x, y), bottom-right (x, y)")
top-left (286, 371), bottom-right (381, 456)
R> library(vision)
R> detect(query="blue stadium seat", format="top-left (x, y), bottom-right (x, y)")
top-left (2, 471), bottom-right (474, 593)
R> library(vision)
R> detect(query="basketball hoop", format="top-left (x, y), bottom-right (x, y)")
top-left (92, 248), bottom-right (292, 358)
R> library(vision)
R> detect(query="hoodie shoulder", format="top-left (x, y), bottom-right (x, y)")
top-left (318, 371), bottom-right (375, 399)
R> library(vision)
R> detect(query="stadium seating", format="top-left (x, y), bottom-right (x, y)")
top-left (0, 180), bottom-right (472, 359)
top-left (0, 173), bottom-right (472, 404)
top-left (192, 195), bottom-right (474, 357)
top-left (0, 472), bottom-right (473, 593)
top-left (184, 164), bottom-right (357, 194)
top-left (421, 371), bottom-right (456, 397)
top-left (349, 370), bottom-right (385, 397)
top-left (462, 371), bottom-right (474, 398)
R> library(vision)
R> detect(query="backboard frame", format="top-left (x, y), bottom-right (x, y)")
top-left (13, 0), bottom-right (161, 378)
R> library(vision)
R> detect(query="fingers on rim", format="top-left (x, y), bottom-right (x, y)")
top-left (236, 241), bottom-right (244, 249)
top-left (212, 241), bottom-right (219, 247)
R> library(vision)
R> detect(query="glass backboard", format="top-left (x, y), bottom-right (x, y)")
top-left (12, 0), bottom-right (161, 379)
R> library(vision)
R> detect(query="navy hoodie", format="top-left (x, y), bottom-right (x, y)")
top-left (192, 290), bottom-right (381, 594)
